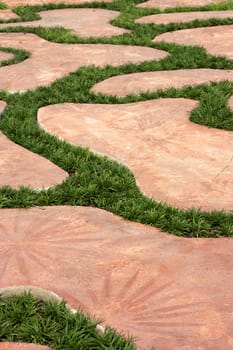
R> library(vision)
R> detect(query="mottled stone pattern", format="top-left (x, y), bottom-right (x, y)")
top-left (154, 25), bottom-right (233, 60)
top-left (0, 9), bottom-right (130, 38)
top-left (38, 100), bottom-right (233, 211)
top-left (136, 10), bottom-right (233, 25)
top-left (0, 33), bottom-right (168, 92)
top-left (0, 206), bottom-right (233, 349)
top-left (92, 68), bottom-right (233, 96)
top-left (137, 0), bottom-right (224, 9)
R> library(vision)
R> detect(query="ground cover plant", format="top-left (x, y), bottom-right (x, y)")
top-left (0, 293), bottom-right (137, 349)
top-left (0, 0), bottom-right (232, 238)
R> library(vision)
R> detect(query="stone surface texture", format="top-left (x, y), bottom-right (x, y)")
top-left (154, 24), bottom-right (233, 60)
top-left (4, 0), bottom-right (112, 7)
top-left (0, 101), bottom-right (68, 189)
top-left (92, 68), bottom-right (233, 96)
top-left (0, 206), bottom-right (233, 349)
top-left (0, 9), bottom-right (19, 20)
top-left (0, 344), bottom-right (50, 350)
top-left (38, 100), bottom-right (233, 211)
top-left (137, 0), bottom-right (224, 9)
top-left (136, 10), bottom-right (233, 25)
top-left (0, 33), bottom-right (168, 92)
top-left (0, 9), bottom-right (130, 38)
top-left (0, 51), bottom-right (14, 62)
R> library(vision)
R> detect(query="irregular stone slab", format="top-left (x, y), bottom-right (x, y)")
top-left (137, 0), bottom-right (224, 9)
top-left (92, 68), bottom-right (233, 96)
top-left (0, 9), bottom-right (19, 20)
top-left (0, 101), bottom-right (68, 189)
top-left (4, 0), bottom-right (112, 8)
top-left (154, 25), bottom-right (233, 60)
top-left (38, 99), bottom-right (233, 211)
top-left (0, 50), bottom-right (14, 62)
top-left (0, 343), bottom-right (50, 350)
top-left (0, 9), bottom-right (130, 38)
top-left (136, 10), bottom-right (233, 25)
top-left (0, 33), bottom-right (168, 92)
top-left (0, 206), bottom-right (233, 349)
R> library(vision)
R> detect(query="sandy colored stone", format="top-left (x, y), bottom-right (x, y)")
top-left (154, 24), bottom-right (233, 60)
top-left (0, 9), bottom-right (19, 20)
top-left (0, 50), bottom-right (14, 62)
top-left (0, 100), bottom-right (68, 189)
top-left (229, 95), bottom-right (233, 110)
top-left (137, 0), bottom-right (225, 9)
top-left (0, 206), bottom-right (233, 349)
top-left (136, 10), bottom-right (233, 25)
top-left (0, 343), bottom-right (50, 350)
top-left (0, 8), bottom-right (130, 38)
top-left (4, 0), bottom-right (112, 8)
top-left (0, 33), bottom-right (168, 92)
top-left (92, 68), bottom-right (233, 96)
top-left (38, 99), bottom-right (233, 211)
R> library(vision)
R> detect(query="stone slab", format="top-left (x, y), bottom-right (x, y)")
top-left (38, 99), bottom-right (233, 211)
top-left (0, 8), bottom-right (130, 38)
top-left (0, 101), bottom-right (68, 189)
top-left (0, 343), bottom-right (50, 350)
top-left (92, 68), bottom-right (233, 96)
top-left (0, 9), bottom-right (19, 20)
top-left (154, 24), bottom-right (233, 60)
top-left (0, 206), bottom-right (232, 349)
top-left (0, 33), bottom-right (168, 92)
top-left (137, 0), bottom-right (225, 9)
top-left (0, 51), bottom-right (14, 62)
top-left (136, 10), bottom-right (233, 25)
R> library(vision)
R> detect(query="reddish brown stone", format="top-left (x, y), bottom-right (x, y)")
top-left (0, 51), bottom-right (14, 62)
top-left (0, 206), bottom-right (233, 349)
top-left (136, 10), bottom-right (233, 25)
top-left (137, 0), bottom-right (224, 9)
top-left (154, 25), bottom-right (233, 60)
top-left (38, 99), bottom-right (233, 211)
top-left (0, 9), bottom-right (19, 20)
top-left (0, 33), bottom-right (168, 92)
top-left (0, 9), bottom-right (130, 38)
top-left (92, 68), bottom-right (233, 96)
top-left (4, 0), bottom-right (112, 8)
top-left (0, 100), bottom-right (68, 189)
top-left (0, 343), bottom-right (50, 350)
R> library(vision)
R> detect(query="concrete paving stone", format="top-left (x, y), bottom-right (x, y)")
top-left (92, 68), bottom-right (233, 96)
top-left (0, 33), bottom-right (168, 92)
top-left (0, 206), bottom-right (232, 349)
top-left (136, 10), bottom-right (233, 25)
top-left (153, 24), bottom-right (233, 60)
top-left (0, 9), bottom-right (19, 20)
top-left (38, 99), bottom-right (233, 211)
top-left (0, 8), bottom-right (130, 38)
top-left (4, 0), bottom-right (112, 8)
top-left (137, 0), bottom-right (225, 9)
top-left (0, 100), bottom-right (68, 189)
top-left (0, 343), bottom-right (50, 350)
top-left (0, 51), bottom-right (14, 62)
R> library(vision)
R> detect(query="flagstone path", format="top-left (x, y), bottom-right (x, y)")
top-left (0, 1), bottom-right (233, 349)
top-left (0, 8), bottom-right (130, 37)
top-left (3, 0), bottom-right (112, 7)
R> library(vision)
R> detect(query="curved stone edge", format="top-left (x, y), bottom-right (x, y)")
top-left (0, 285), bottom-right (105, 335)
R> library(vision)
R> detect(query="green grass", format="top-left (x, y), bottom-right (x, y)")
top-left (0, 293), bottom-right (137, 349)
top-left (0, 2), bottom-right (7, 10)
top-left (0, 0), bottom-right (232, 238)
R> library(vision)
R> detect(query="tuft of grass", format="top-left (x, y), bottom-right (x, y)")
top-left (0, 2), bottom-right (7, 10)
top-left (0, 293), bottom-right (137, 349)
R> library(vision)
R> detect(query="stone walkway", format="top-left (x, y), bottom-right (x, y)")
top-left (0, 1), bottom-right (233, 349)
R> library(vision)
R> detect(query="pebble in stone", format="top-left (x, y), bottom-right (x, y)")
top-left (38, 99), bottom-right (233, 211)
top-left (0, 100), bottom-right (68, 189)
top-left (154, 24), bottom-right (233, 60)
top-left (0, 33), bottom-right (168, 92)
top-left (92, 68), bottom-right (233, 96)
top-left (136, 10), bottom-right (233, 25)
top-left (0, 9), bottom-right (130, 38)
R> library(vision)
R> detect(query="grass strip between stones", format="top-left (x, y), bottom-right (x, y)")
top-left (0, 0), bottom-right (232, 237)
